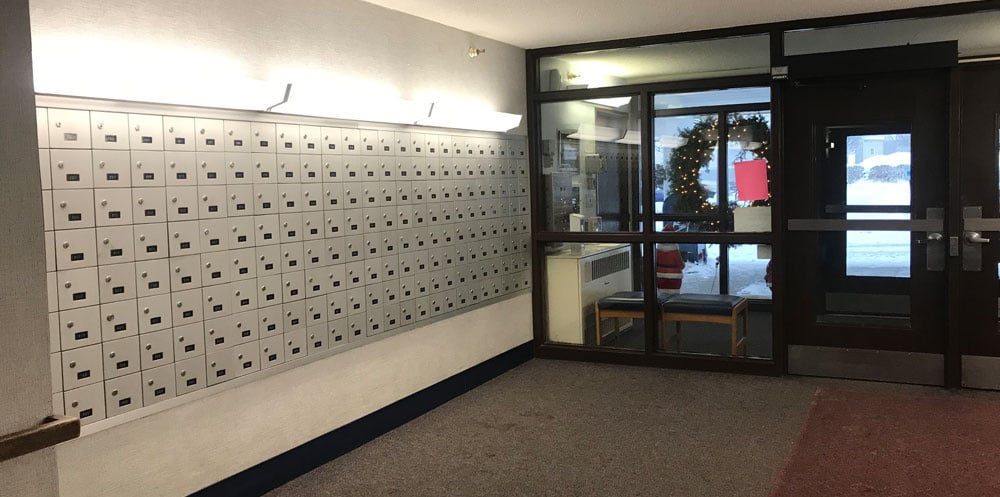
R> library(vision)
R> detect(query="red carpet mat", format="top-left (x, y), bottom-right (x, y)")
top-left (770, 388), bottom-right (1000, 497)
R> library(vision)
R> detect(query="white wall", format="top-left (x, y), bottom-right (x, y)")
top-left (25, 0), bottom-right (531, 495)
top-left (29, 0), bottom-right (527, 133)
top-left (55, 294), bottom-right (531, 497)
top-left (0, 0), bottom-right (60, 495)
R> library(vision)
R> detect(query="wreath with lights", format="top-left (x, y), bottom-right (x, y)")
top-left (663, 114), bottom-right (770, 228)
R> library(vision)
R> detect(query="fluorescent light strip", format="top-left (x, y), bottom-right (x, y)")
top-left (416, 104), bottom-right (522, 132)
top-left (35, 69), bottom-right (520, 131)
top-left (585, 97), bottom-right (632, 108)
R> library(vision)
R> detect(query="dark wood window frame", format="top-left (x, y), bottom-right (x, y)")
top-left (527, 0), bottom-right (1000, 376)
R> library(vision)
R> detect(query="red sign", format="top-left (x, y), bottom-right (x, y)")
top-left (734, 159), bottom-right (768, 201)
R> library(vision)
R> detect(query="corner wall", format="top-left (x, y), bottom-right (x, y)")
top-left (27, 0), bottom-right (531, 495)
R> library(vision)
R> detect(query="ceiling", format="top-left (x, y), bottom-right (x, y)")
top-left (360, 0), bottom-right (970, 49)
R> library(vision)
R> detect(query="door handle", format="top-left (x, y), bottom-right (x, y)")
top-left (916, 232), bottom-right (944, 246)
top-left (966, 231), bottom-right (991, 244)
top-left (926, 208), bottom-right (946, 272)
top-left (964, 207), bottom-right (987, 271)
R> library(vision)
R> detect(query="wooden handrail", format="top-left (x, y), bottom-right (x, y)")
top-left (0, 415), bottom-right (80, 462)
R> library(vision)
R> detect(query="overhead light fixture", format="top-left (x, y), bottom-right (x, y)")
top-left (658, 135), bottom-right (690, 148)
top-left (616, 130), bottom-right (641, 145)
top-left (416, 103), bottom-right (522, 132)
top-left (275, 84), bottom-right (432, 125)
top-left (32, 35), bottom-right (287, 111)
top-left (586, 97), bottom-right (632, 108)
top-left (567, 123), bottom-right (623, 142)
top-left (468, 47), bottom-right (486, 58)
top-left (33, 74), bottom-right (289, 112)
top-left (31, 34), bottom-right (518, 130)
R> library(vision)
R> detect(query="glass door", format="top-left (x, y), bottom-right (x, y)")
top-left (784, 68), bottom-right (949, 384)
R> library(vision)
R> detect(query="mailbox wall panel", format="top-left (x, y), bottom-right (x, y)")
top-left (39, 102), bottom-right (529, 423)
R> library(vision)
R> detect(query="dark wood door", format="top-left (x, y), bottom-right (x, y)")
top-left (784, 69), bottom-right (949, 364)
top-left (958, 63), bottom-right (1000, 387)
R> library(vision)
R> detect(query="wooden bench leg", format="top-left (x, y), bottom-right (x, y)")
top-left (730, 315), bottom-right (738, 356)
top-left (741, 308), bottom-right (749, 355)
top-left (594, 305), bottom-right (602, 346)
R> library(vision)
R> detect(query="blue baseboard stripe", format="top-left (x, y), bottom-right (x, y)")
top-left (189, 341), bottom-right (534, 497)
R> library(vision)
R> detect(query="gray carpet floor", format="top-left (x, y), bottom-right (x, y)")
top-left (264, 359), bottom-right (993, 497)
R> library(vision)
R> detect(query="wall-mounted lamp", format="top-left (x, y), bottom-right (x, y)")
top-left (468, 47), bottom-right (487, 58)
top-left (266, 84), bottom-right (293, 112)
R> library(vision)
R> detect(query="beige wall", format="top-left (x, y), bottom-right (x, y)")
top-left (55, 294), bottom-right (531, 497)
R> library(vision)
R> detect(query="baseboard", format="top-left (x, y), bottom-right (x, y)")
top-left (189, 341), bottom-right (534, 497)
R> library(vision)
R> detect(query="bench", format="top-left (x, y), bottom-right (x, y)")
top-left (592, 291), bottom-right (672, 346)
top-left (594, 292), bottom-right (749, 356)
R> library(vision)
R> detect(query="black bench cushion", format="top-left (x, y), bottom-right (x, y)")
top-left (662, 294), bottom-right (746, 315)
top-left (597, 291), bottom-right (673, 311)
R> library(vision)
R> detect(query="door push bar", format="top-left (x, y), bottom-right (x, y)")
top-left (788, 208), bottom-right (946, 271)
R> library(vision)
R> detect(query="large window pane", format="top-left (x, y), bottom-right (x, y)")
top-left (539, 35), bottom-right (770, 92)
top-left (728, 244), bottom-right (772, 299)
top-left (540, 97), bottom-right (640, 232)
top-left (654, 114), bottom-right (719, 216)
top-left (654, 87), bottom-right (770, 110)
top-left (843, 133), bottom-right (911, 278)
top-left (845, 134), bottom-right (911, 206)
top-left (673, 242), bottom-right (720, 293)
top-left (653, 88), bottom-right (771, 233)
top-left (544, 242), bottom-right (644, 350)
top-left (785, 10), bottom-right (1000, 58)
top-left (653, 239), bottom-right (773, 358)
top-left (846, 213), bottom-right (911, 278)
top-left (727, 112), bottom-right (772, 206)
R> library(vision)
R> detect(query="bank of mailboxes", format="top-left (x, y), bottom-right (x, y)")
top-left (41, 106), bottom-right (529, 425)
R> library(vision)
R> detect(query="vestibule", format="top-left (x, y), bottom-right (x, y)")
top-left (527, 1), bottom-right (1000, 388)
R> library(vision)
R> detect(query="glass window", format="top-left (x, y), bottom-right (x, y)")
top-left (785, 10), bottom-right (1000, 58)
top-left (672, 242), bottom-right (721, 293)
top-left (652, 239), bottom-right (773, 358)
top-left (843, 133), bottom-right (911, 278)
top-left (727, 112), bottom-right (772, 206)
top-left (845, 134), bottom-right (911, 206)
top-left (540, 97), bottom-right (641, 232)
top-left (652, 88), bottom-right (771, 232)
top-left (654, 87), bottom-right (771, 110)
top-left (544, 242), bottom-right (644, 350)
top-left (539, 34), bottom-right (770, 92)
top-left (655, 113), bottom-right (720, 216)
top-left (728, 244), bottom-right (772, 299)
